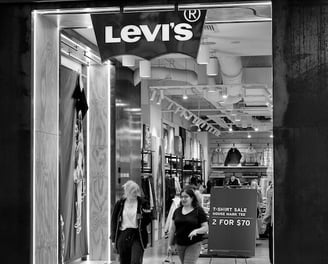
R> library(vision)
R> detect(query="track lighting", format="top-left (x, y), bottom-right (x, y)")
top-left (150, 90), bottom-right (157, 101)
top-left (182, 89), bottom-right (188, 100)
top-left (160, 90), bottom-right (164, 100)
top-left (174, 107), bottom-right (180, 114)
top-left (168, 102), bottom-right (174, 110)
top-left (156, 95), bottom-right (161, 105)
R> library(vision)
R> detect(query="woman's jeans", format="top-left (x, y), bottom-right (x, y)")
top-left (117, 228), bottom-right (144, 264)
top-left (176, 242), bottom-right (202, 264)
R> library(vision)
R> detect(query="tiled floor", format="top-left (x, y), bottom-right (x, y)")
top-left (81, 237), bottom-right (270, 264)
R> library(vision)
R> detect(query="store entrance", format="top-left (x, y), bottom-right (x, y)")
top-left (33, 2), bottom-right (273, 264)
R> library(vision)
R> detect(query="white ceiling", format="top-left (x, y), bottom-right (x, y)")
top-left (50, 3), bottom-right (273, 136)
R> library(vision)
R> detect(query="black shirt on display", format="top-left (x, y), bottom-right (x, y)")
top-left (173, 206), bottom-right (207, 246)
top-left (224, 147), bottom-right (242, 166)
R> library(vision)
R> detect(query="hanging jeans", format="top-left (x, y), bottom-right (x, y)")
top-left (117, 228), bottom-right (144, 264)
top-left (176, 242), bottom-right (202, 264)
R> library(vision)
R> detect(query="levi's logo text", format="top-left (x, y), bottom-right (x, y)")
top-left (91, 10), bottom-right (206, 62)
top-left (105, 23), bottom-right (193, 43)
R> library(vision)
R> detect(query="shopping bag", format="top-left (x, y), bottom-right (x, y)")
top-left (162, 253), bottom-right (175, 264)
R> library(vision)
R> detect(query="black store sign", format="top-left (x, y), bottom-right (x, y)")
top-left (91, 10), bottom-right (206, 62)
top-left (208, 188), bottom-right (257, 257)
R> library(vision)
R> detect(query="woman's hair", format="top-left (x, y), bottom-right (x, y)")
top-left (180, 186), bottom-right (201, 208)
top-left (122, 180), bottom-right (141, 198)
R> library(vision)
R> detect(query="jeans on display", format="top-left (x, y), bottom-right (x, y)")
top-left (117, 228), bottom-right (144, 264)
top-left (176, 242), bottom-right (202, 264)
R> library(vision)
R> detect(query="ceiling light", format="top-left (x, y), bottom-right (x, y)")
top-left (150, 90), bottom-right (157, 101)
top-left (167, 102), bottom-right (174, 110)
top-left (160, 90), bottom-right (164, 100)
top-left (200, 122), bottom-right (207, 128)
top-left (139, 60), bottom-right (151, 78)
top-left (229, 127), bottom-right (233, 132)
top-left (156, 95), bottom-right (161, 105)
top-left (247, 133), bottom-right (252, 138)
top-left (182, 89), bottom-right (188, 100)
top-left (270, 134), bottom-right (273, 138)
top-left (185, 112), bottom-right (192, 120)
top-left (197, 44), bottom-right (209, 65)
top-left (254, 127), bottom-right (259, 131)
top-left (206, 57), bottom-right (219, 76)
top-left (235, 115), bottom-right (241, 122)
top-left (122, 55), bottom-right (135, 67)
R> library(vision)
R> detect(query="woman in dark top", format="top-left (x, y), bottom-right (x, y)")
top-left (167, 186), bottom-right (208, 264)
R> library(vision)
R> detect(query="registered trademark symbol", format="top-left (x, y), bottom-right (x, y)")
top-left (184, 10), bottom-right (201, 23)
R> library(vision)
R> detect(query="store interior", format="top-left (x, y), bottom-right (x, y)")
top-left (33, 2), bottom-right (273, 264)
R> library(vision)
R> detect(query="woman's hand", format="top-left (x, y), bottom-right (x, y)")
top-left (112, 242), bottom-right (117, 254)
top-left (188, 229), bottom-right (198, 240)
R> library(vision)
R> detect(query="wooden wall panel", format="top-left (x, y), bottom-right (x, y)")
top-left (35, 132), bottom-right (58, 264)
top-left (273, 2), bottom-right (328, 263)
top-left (33, 14), bottom-right (59, 264)
top-left (88, 65), bottom-right (109, 260)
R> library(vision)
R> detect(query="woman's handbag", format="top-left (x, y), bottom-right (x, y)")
top-left (162, 252), bottom-right (175, 264)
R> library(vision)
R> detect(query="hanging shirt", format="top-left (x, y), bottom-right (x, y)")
top-left (242, 146), bottom-right (258, 165)
top-left (224, 147), bottom-right (242, 166)
top-left (72, 75), bottom-right (89, 119)
top-left (211, 148), bottom-right (225, 166)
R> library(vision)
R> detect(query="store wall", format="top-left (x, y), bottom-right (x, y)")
top-left (88, 65), bottom-right (110, 260)
top-left (33, 14), bottom-right (59, 264)
top-left (274, 2), bottom-right (328, 263)
top-left (3, 1), bottom-right (328, 264)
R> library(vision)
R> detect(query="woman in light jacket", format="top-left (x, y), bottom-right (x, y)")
top-left (111, 180), bottom-right (152, 264)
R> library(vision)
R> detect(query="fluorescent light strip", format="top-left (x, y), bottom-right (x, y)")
top-left (107, 63), bottom-right (112, 263)
top-left (123, 5), bottom-right (175, 13)
top-left (178, 1), bottom-right (271, 10)
top-left (206, 18), bottom-right (272, 24)
top-left (56, 22), bottom-right (60, 264)
top-left (34, 7), bottom-right (120, 15)
top-left (32, 10), bottom-right (37, 264)
top-left (86, 66), bottom-right (90, 259)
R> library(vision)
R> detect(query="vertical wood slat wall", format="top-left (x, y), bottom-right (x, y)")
top-left (88, 65), bottom-right (109, 260)
top-left (33, 14), bottom-right (59, 264)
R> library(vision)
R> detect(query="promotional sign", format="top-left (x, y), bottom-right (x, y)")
top-left (208, 188), bottom-right (257, 257)
top-left (91, 10), bottom-right (206, 62)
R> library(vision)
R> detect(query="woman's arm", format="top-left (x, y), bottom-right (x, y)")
top-left (188, 221), bottom-right (209, 239)
top-left (167, 221), bottom-right (176, 254)
top-left (168, 221), bottom-right (176, 246)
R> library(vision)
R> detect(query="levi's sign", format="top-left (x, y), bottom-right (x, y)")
top-left (91, 10), bottom-right (206, 62)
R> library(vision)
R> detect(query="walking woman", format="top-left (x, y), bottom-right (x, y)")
top-left (111, 180), bottom-right (152, 264)
top-left (167, 186), bottom-right (208, 264)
